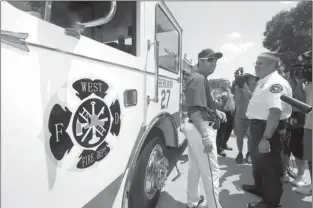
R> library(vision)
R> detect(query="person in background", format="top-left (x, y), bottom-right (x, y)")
top-left (216, 86), bottom-right (236, 157)
top-left (233, 73), bottom-right (259, 164)
top-left (295, 75), bottom-right (312, 196)
top-left (282, 75), bottom-right (307, 186)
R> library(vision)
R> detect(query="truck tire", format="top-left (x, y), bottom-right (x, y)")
top-left (129, 136), bottom-right (169, 208)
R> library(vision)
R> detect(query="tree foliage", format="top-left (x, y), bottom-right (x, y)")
top-left (263, 1), bottom-right (312, 71)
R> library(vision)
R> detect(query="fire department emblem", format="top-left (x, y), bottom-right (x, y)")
top-left (73, 98), bottom-right (111, 148)
top-left (48, 78), bottom-right (121, 169)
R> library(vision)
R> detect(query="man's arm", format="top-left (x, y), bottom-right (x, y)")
top-left (185, 75), bottom-right (209, 136)
top-left (189, 107), bottom-right (210, 137)
top-left (263, 108), bottom-right (282, 138)
top-left (243, 83), bottom-right (253, 99)
top-left (263, 83), bottom-right (285, 139)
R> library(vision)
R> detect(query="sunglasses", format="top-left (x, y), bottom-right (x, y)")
top-left (200, 57), bottom-right (218, 62)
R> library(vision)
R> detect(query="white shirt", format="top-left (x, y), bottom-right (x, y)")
top-left (246, 71), bottom-right (292, 120)
top-left (304, 82), bottom-right (312, 130)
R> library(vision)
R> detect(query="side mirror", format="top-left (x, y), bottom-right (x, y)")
top-left (65, 1), bottom-right (117, 39)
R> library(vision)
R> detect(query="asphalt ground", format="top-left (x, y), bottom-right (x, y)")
top-left (157, 134), bottom-right (312, 208)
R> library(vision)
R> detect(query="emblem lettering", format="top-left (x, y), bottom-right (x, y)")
top-left (81, 81), bottom-right (103, 93)
top-left (55, 123), bottom-right (64, 142)
top-left (77, 150), bottom-right (96, 168)
top-left (110, 100), bottom-right (121, 136)
top-left (114, 113), bottom-right (120, 124)
top-left (48, 104), bottom-right (73, 161)
top-left (158, 78), bottom-right (173, 88)
top-left (77, 142), bottom-right (110, 169)
top-left (82, 152), bottom-right (95, 167)
top-left (96, 142), bottom-right (110, 161)
top-left (73, 79), bottom-right (109, 100)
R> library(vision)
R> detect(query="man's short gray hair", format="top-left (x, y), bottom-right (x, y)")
top-left (258, 52), bottom-right (285, 74)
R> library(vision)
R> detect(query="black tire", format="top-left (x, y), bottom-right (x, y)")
top-left (129, 136), bottom-right (169, 208)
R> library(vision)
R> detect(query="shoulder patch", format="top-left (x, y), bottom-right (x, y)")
top-left (270, 84), bottom-right (283, 93)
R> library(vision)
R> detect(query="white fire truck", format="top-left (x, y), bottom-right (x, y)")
top-left (1, 1), bottom-right (187, 208)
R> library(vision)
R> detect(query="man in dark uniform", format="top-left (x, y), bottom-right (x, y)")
top-left (242, 52), bottom-right (292, 208)
top-left (183, 48), bottom-right (226, 208)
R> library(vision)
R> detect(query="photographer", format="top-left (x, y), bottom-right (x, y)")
top-left (233, 71), bottom-right (259, 164)
top-left (295, 75), bottom-right (312, 195)
top-left (292, 50), bottom-right (312, 195)
top-left (283, 74), bottom-right (307, 186)
top-left (283, 62), bottom-right (311, 187)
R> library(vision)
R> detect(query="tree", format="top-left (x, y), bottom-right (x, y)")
top-left (263, 1), bottom-right (312, 72)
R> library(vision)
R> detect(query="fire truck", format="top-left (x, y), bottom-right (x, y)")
top-left (1, 1), bottom-right (187, 208)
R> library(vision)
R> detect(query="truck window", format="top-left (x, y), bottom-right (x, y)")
top-left (49, 1), bottom-right (137, 56)
top-left (7, 1), bottom-right (138, 56)
top-left (155, 5), bottom-right (180, 73)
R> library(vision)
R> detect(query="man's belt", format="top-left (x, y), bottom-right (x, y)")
top-left (187, 118), bottom-right (215, 127)
top-left (250, 119), bottom-right (287, 129)
top-left (250, 119), bottom-right (287, 123)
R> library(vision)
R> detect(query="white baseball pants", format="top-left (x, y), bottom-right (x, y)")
top-left (182, 121), bottom-right (222, 208)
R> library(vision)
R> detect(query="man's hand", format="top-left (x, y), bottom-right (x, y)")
top-left (258, 137), bottom-right (271, 153)
top-left (216, 109), bottom-right (227, 123)
top-left (202, 137), bottom-right (213, 154)
top-left (243, 83), bottom-right (253, 99)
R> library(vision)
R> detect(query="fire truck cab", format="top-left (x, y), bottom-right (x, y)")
top-left (1, 1), bottom-right (186, 208)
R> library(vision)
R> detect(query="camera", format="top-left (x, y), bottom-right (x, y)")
top-left (291, 50), bottom-right (312, 82)
top-left (233, 67), bottom-right (247, 88)
top-left (290, 64), bottom-right (312, 82)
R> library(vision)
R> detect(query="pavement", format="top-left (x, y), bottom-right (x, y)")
top-left (157, 134), bottom-right (312, 208)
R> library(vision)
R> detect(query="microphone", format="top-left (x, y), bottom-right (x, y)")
top-left (280, 95), bottom-right (312, 114)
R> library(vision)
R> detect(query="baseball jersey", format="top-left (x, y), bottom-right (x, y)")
top-left (185, 72), bottom-right (216, 121)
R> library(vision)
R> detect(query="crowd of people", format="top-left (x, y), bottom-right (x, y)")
top-left (182, 48), bottom-right (312, 208)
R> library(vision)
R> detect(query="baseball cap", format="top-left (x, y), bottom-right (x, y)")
top-left (198, 48), bottom-right (223, 59)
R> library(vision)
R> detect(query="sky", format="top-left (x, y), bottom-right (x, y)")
top-left (166, 1), bottom-right (298, 81)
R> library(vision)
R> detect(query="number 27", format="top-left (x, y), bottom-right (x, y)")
top-left (161, 89), bottom-right (171, 109)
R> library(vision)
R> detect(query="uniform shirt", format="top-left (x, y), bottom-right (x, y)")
top-left (246, 71), bottom-right (292, 120)
top-left (304, 82), bottom-right (312, 130)
top-left (185, 71), bottom-right (216, 121)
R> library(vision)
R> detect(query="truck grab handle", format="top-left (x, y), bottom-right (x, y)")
top-left (147, 40), bottom-right (160, 103)
top-left (65, 1), bottom-right (117, 39)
